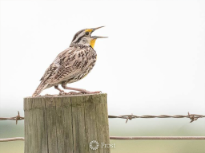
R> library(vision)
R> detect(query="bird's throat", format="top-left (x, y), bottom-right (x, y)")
top-left (90, 39), bottom-right (96, 48)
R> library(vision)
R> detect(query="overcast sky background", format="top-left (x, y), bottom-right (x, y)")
top-left (1, 1), bottom-right (205, 153)
top-left (0, 0), bottom-right (205, 117)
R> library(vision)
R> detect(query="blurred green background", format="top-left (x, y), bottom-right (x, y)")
top-left (0, 111), bottom-right (205, 153)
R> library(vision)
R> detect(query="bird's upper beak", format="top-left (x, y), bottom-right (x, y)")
top-left (91, 26), bottom-right (104, 32)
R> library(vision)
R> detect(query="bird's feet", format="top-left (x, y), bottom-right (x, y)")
top-left (59, 91), bottom-right (83, 95)
top-left (66, 91), bottom-right (82, 95)
top-left (80, 90), bottom-right (102, 94)
top-left (59, 90), bottom-right (102, 95)
top-left (62, 85), bottom-right (102, 95)
top-left (59, 91), bottom-right (66, 95)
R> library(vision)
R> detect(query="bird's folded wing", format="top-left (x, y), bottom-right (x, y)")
top-left (39, 48), bottom-right (72, 83)
top-left (39, 47), bottom-right (88, 85)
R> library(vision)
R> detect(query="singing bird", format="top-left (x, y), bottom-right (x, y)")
top-left (32, 26), bottom-right (106, 97)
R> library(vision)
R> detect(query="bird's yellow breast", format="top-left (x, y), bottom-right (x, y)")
top-left (90, 39), bottom-right (96, 48)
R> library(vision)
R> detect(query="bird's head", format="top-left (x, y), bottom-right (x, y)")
top-left (70, 26), bottom-right (107, 48)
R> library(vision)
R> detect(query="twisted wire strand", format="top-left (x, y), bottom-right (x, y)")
top-left (108, 112), bottom-right (205, 123)
top-left (1, 136), bottom-right (205, 142)
top-left (110, 136), bottom-right (205, 140)
top-left (1, 112), bottom-right (204, 124)
top-left (0, 137), bottom-right (24, 142)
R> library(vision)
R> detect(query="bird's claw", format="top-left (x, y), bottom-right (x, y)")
top-left (80, 90), bottom-right (102, 94)
top-left (66, 91), bottom-right (82, 95)
top-left (59, 91), bottom-right (66, 95)
top-left (59, 90), bottom-right (102, 96)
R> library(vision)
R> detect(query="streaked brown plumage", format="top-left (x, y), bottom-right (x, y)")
top-left (32, 26), bottom-right (106, 97)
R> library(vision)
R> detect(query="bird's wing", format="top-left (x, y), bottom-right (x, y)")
top-left (39, 47), bottom-right (74, 84)
top-left (40, 46), bottom-right (91, 86)
top-left (33, 47), bottom-right (74, 97)
top-left (50, 46), bottom-right (91, 84)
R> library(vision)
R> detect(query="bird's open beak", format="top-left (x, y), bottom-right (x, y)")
top-left (91, 26), bottom-right (107, 38)
top-left (89, 26), bottom-right (107, 39)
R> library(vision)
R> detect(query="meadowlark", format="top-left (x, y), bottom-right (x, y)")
top-left (32, 26), bottom-right (106, 97)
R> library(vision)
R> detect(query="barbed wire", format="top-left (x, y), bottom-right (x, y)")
top-left (108, 112), bottom-right (205, 123)
top-left (0, 111), bottom-right (24, 124)
top-left (1, 112), bottom-right (204, 124)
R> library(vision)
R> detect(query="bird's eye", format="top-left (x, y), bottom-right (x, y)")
top-left (85, 32), bottom-right (89, 35)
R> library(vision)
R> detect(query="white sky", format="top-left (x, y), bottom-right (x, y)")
top-left (0, 0), bottom-right (205, 116)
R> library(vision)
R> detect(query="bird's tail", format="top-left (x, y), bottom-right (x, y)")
top-left (32, 81), bottom-right (48, 97)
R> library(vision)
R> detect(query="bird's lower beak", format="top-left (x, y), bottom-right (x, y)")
top-left (91, 36), bottom-right (108, 39)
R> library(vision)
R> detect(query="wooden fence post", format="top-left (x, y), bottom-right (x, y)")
top-left (24, 93), bottom-right (110, 153)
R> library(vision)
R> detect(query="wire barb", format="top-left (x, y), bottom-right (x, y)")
top-left (188, 112), bottom-right (200, 123)
top-left (125, 114), bottom-right (134, 123)
top-left (0, 111), bottom-right (24, 124)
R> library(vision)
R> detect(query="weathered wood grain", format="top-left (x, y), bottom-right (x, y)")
top-left (24, 93), bottom-right (109, 153)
